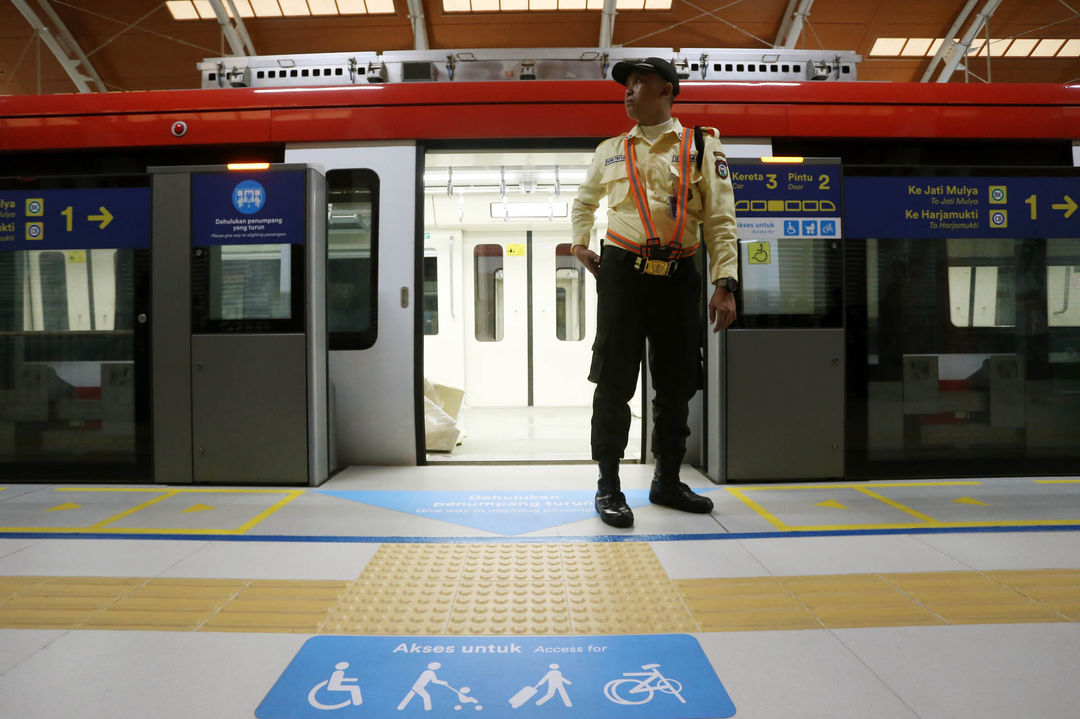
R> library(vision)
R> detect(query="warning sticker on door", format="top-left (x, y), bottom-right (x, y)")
top-left (256, 634), bottom-right (735, 718)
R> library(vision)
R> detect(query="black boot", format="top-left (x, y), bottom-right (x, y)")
top-left (649, 459), bottom-right (714, 514)
top-left (595, 459), bottom-right (633, 528)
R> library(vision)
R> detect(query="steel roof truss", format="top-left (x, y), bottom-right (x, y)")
top-left (600, 0), bottom-right (617, 50)
top-left (778, 0), bottom-right (815, 49)
top-left (11, 0), bottom-right (106, 92)
top-left (207, 0), bottom-right (253, 56)
top-left (405, 0), bottom-right (430, 51)
top-left (933, 0), bottom-right (1003, 83)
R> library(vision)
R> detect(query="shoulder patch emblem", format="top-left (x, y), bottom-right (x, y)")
top-left (715, 156), bottom-right (729, 179)
top-left (605, 154), bottom-right (625, 166)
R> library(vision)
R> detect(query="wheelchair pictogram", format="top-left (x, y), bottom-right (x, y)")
top-left (603, 663), bottom-right (686, 705)
top-left (308, 661), bottom-right (363, 710)
top-left (748, 241), bottom-right (771, 265)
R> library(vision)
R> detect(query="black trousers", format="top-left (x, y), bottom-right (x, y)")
top-left (588, 245), bottom-right (704, 465)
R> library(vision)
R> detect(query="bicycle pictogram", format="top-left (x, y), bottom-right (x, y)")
top-left (603, 663), bottom-right (686, 705)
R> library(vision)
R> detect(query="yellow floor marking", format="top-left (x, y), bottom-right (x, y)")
top-left (954, 497), bottom-right (988, 506)
top-left (1035, 479), bottom-right (1080, 484)
top-left (234, 490), bottom-right (304, 533)
top-left (854, 487), bottom-right (942, 525)
top-left (4, 487), bottom-right (306, 535)
top-left (725, 487), bottom-right (789, 530)
top-left (89, 491), bottom-right (178, 530)
top-left (182, 504), bottom-right (215, 514)
top-left (738, 481), bottom-right (983, 491)
top-left (815, 500), bottom-right (848, 510)
top-left (45, 502), bottom-right (81, 513)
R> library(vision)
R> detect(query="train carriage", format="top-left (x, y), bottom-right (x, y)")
top-left (2, 77), bottom-right (1079, 483)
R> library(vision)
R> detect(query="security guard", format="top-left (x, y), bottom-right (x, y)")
top-left (571, 57), bottom-right (738, 528)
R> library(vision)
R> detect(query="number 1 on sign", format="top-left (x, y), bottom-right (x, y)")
top-left (61, 206), bottom-right (73, 231)
top-left (1026, 194), bottom-right (1037, 220)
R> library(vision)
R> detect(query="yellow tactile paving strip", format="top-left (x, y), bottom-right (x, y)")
top-left (0, 544), bottom-right (1077, 634)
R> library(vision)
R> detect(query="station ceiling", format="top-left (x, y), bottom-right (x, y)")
top-left (1, 0), bottom-right (1079, 95)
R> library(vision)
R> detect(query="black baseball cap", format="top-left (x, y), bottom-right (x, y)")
top-left (611, 57), bottom-right (680, 96)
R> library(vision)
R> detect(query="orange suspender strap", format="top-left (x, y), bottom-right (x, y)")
top-left (623, 135), bottom-right (658, 243)
top-left (623, 130), bottom-right (696, 257)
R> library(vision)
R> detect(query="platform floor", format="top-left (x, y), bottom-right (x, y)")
top-left (1, 466), bottom-right (1078, 718)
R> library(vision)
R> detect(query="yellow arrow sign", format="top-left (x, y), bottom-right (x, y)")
top-left (182, 503), bottom-right (215, 514)
top-left (88, 206), bottom-right (113, 229)
top-left (815, 500), bottom-right (848, 510)
top-left (46, 502), bottom-right (81, 512)
top-left (1052, 195), bottom-right (1077, 218)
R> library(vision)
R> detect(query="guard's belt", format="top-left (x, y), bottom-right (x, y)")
top-left (605, 229), bottom-right (697, 277)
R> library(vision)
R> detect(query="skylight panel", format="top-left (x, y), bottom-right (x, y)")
top-left (900, 38), bottom-right (933, 56)
top-left (1030, 39), bottom-right (1066, 57)
top-left (869, 38), bottom-right (906, 56)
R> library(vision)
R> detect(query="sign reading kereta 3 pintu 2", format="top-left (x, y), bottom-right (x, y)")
top-left (190, 170), bottom-right (306, 246)
top-left (730, 162), bottom-right (842, 241)
top-left (256, 634), bottom-right (735, 719)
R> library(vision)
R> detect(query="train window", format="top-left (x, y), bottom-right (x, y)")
top-left (327, 169), bottom-right (379, 350)
top-left (554, 243), bottom-right (585, 341)
top-left (1048, 239), bottom-right (1080, 328)
top-left (946, 238), bottom-right (1015, 328)
top-left (423, 252), bottom-right (439, 335)
top-left (474, 244), bottom-right (504, 342)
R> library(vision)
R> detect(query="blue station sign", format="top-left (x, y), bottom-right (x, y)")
top-left (0, 187), bottom-right (150, 251)
top-left (844, 175), bottom-right (1080, 238)
top-left (191, 170), bottom-right (307, 246)
top-left (731, 163), bottom-right (842, 240)
top-left (257, 634), bottom-right (735, 719)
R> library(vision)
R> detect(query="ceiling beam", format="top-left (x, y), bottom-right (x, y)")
top-left (777, 0), bottom-right (815, 49)
top-left (933, 0), bottom-right (1002, 83)
top-left (921, 0), bottom-right (979, 82)
top-left (222, 0), bottom-right (255, 55)
top-left (207, 0), bottom-right (252, 56)
top-left (11, 0), bottom-right (106, 92)
top-left (773, 0), bottom-right (799, 48)
top-left (405, 0), bottom-right (429, 51)
top-left (599, 0), bottom-right (617, 49)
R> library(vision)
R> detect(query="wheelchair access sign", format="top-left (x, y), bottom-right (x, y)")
top-left (257, 634), bottom-right (735, 719)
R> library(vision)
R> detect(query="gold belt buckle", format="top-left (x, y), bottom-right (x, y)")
top-left (643, 259), bottom-right (672, 276)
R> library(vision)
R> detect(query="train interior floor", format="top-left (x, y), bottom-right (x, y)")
top-left (1, 465), bottom-right (1079, 719)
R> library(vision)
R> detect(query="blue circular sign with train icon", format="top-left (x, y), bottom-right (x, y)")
top-left (232, 179), bottom-right (266, 214)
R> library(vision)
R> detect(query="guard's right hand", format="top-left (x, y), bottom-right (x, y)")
top-left (572, 245), bottom-right (601, 279)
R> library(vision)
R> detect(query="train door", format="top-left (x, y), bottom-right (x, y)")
top-left (284, 142), bottom-right (415, 466)
top-left (422, 150), bottom-right (630, 462)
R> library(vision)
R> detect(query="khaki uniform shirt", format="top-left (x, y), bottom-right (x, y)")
top-left (571, 117), bottom-right (738, 285)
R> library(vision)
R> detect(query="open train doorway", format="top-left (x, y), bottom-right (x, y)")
top-left (421, 149), bottom-right (643, 463)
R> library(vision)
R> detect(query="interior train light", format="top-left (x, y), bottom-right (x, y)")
top-left (227, 162), bottom-right (271, 170)
top-left (761, 156), bottom-right (805, 163)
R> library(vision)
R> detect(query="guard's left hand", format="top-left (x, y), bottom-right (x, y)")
top-left (709, 286), bottom-right (736, 333)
